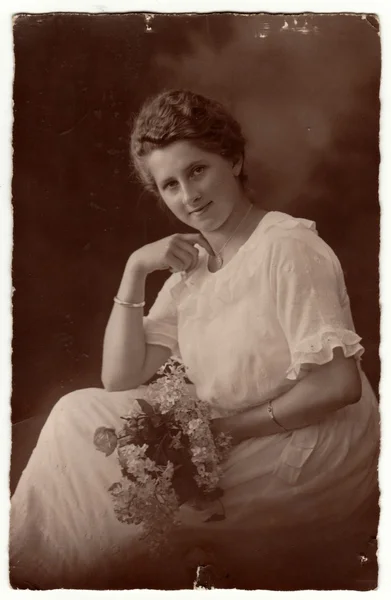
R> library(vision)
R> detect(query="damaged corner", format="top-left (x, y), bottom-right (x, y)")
top-left (361, 14), bottom-right (380, 36)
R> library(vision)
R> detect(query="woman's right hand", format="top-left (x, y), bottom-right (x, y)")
top-left (128, 233), bottom-right (214, 276)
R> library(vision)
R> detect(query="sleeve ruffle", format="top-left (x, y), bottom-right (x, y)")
top-left (143, 317), bottom-right (180, 355)
top-left (286, 328), bottom-right (364, 380)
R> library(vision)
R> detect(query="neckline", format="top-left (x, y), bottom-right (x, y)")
top-left (204, 210), bottom-right (276, 276)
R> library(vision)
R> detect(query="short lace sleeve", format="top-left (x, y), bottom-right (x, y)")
top-left (269, 233), bottom-right (364, 380)
top-left (143, 272), bottom-right (183, 356)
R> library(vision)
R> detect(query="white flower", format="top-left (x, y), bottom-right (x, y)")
top-left (191, 446), bottom-right (209, 463)
top-left (187, 418), bottom-right (203, 434)
top-left (100, 357), bottom-right (230, 553)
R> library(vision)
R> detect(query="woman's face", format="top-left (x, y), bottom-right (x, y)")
top-left (144, 140), bottom-right (243, 232)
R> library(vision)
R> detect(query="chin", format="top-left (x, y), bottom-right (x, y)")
top-left (189, 204), bottom-right (231, 232)
top-left (194, 216), bottom-right (222, 233)
top-left (202, 221), bottom-right (223, 233)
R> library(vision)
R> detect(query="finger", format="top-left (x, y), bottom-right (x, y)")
top-left (164, 254), bottom-right (184, 273)
top-left (170, 246), bottom-right (194, 272)
top-left (180, 233), bottom-right (214, 256)
top-left (175, 239), bottom-right (200, 271)
top-left (177, 244), bottom-right (201, 272)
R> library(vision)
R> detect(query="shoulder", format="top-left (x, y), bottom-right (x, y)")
top-left (258, 211), bottom-right (338, 265)
top-left (253, 213), bottom-right (347, 298)
top-left (260, 211), bottom-right (318, 244)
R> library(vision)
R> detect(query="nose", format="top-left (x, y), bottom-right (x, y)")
top-left (181, 182), bottom-right (201, 209)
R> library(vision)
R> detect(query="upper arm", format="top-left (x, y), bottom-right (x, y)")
top-left (306, 347), bottom-right (362, 404)
top-left (269, 232), bottom-right (364, 384)
top-left (135, 343), bottom-right (172, 387)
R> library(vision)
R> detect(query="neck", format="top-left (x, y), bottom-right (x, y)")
top-left (202, 197), bottom-right (256, 256)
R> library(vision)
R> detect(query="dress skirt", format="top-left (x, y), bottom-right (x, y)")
top-left (9, 376), bottom-right (380, 590)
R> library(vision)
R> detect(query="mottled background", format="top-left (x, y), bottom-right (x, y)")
top-left (12, 13), bottom-right (380, 425)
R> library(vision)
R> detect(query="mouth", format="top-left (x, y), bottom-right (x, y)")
top-left (190, 202), bottom-right (213, 216)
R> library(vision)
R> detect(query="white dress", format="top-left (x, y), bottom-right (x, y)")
top-left (10, 211), bottom-right (380, 589)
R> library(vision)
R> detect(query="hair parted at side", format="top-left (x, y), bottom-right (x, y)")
top-left (130, 89), bottom-right (248, 195)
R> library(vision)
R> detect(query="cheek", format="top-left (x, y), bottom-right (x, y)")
top-left (208, 171), bottom-right (236, 200)
top-left (159, 192), bottom-right (176, 210)
top-left (160, 194), bottom-right (189, 219)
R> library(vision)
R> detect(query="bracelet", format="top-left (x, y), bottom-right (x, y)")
top-left (114, 296), bottom-right (146, 308)
top-left (267, 400), bottom-right (289, 432)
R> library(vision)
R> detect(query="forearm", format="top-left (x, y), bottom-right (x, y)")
top-left (102, 259), bottom-right (148, 391)
top-left (223, 355), bottom-right (361, 444)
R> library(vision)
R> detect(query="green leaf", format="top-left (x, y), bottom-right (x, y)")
top-left (135, 398), bottom-right (156, 417)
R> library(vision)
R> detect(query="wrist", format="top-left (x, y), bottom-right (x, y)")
top-left (223, 403), bottom-right (287, 443)
top-left (126, 252), bottom-right (151, 277)
top-left (116, 257), bottom-right (148, 304)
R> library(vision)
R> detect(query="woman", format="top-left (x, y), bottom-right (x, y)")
top-left (10, 89), bottom-right (380, 590)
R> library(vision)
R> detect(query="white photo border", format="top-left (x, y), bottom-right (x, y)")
top-left (1, 1), bottom-right (389, 598)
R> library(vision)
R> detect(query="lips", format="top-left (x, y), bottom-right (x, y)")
top-left (190, 202), bottom-right (212, 215)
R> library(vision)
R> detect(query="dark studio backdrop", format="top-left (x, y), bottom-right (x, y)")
top-left (12, 12), bottom-right (380, 425)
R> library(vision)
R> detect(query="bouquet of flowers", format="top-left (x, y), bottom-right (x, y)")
top-left (93, 358), bottom-right (231, 552)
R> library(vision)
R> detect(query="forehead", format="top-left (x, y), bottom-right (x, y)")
top-left (145, 141), bottom-right (217, 183)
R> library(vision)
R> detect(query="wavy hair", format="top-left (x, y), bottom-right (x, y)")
top-left (130, 89), bottom-right (248, 196)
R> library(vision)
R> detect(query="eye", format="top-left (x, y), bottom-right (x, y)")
top-left (191, 165), bottom-right (206, 177)
top-left (164, 180), bottom-right (178, 191)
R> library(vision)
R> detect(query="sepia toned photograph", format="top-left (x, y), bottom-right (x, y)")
top-left (9, 11), bottom-right (381, 591)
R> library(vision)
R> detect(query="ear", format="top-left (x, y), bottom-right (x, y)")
top-left (232, 155), bottom-right (243, 177)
